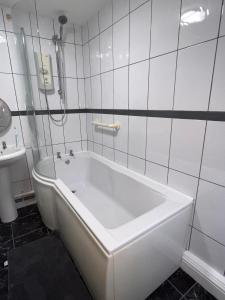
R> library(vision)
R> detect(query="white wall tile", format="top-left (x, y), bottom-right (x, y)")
top-left (194, 180), bottom-right (225, 245)
top-left (65, 78), bottom-right (79, 109)
top-left (201, 122), bottom-right (225, 186)
top-left (103, 146), bottom-right (114, 161)
top-left (85, 78), bottom-right (92, 108)
top-left (64, 114), bottom-right (81, 142)
top-left (0, 32), bottom-right (11, 73)
top-left (64, 43), bottom-right (77, 78)
top-left (88, 141), bottom-right (94, 151)
top-left (19, 116), bottom-right (31, 148)
top-left (82, 23), bottom-right (89, 44)
top-left (100, 27), bottom-right (113, 72)
top-left (113, 0), bottom-right (129, 22)
top-left (14, 74), bottom-right (30, 111)
top-left (75, 25), bottom-right (82, 44)
top-left (80, 114), bottom-right (87, 140)
top-left (88, 15), bottom-right (99, 40)
top-left (146, 118), bottom-right (171, 166)
top-left (11, 9), bottom-right (31, 36)
top-left (86, 113), bottom-right (93, 140)
top-left (114, 66), bottom-right (128, 109)
top-left (128, 155), bottom-right (145, 174)
top-left (113, 16), bottom-right (129, 68)
top-left (78, 79), bottom-right (86, 108)
top-left (114, 115), bottom-right (128, 152)
top-left (129, 60), bottom-right (149, 109)
top-left (83, 43), bottom-right (90, 77)
top-left (7, 32), bottom-right (24, 74)
top-left (190, 228), bottom-right (225, 276)
top-left (148, 52), bottom-right (176, 110)
top-left (89, 36), bottom-right (101, 76)
top-left (102, 71), bottom-right (113, 109)
top-left (174, 41), bottom-right (216, 111)
top-left (76, 45), bottom-right (84, 78)
top-left (145, 161), bottom-right (168, 184)
top-left (49, 116), bottom-right (64, 144)
top-left (99, 2), bottom-right (112, 32)
top-left (130, 0), bottom-right (147, 11)
top-left (170, 119), bottom-right (205, 176)
top-left (129, 116), bottom-right (146, 158)
top-left (115, 150), bottom-right (127, 167)
top-left (130, 2), bottom-right (151, 63)
top-left (94, 142), bottom-right (102, 155)
top-left (92, 114), bottom-right (102, 144)
top-left (0, 73), bottom-right (17, 111)
top-left (37, 15), bottom-right (54, 39)
top-left (151, 0), bottom-right (180, 57)
top-left (102, 114), bottom-right (114, 148)
top-left (168, 169), bottom-right (198, 198)
top-left (179, 0), bottom-right (222, 48)
top-left (91, 75), bottom-right (101, 108)
top-left (210, 37), bottom-right (225, 111)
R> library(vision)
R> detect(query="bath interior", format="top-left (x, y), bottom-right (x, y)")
top-left (0, 0), bottom-right (225, 299)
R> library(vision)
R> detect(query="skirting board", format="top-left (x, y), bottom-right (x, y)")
top-left (182, 251), bottom-right (225, 300)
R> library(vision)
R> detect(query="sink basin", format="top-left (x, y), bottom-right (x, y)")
top-left (0, 146), bottom-right (26, 223)
top-left (0, 146), bottom-right (26, 167)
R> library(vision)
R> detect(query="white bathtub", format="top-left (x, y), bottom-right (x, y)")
top-left (33, 151), bottom-right (193, 300)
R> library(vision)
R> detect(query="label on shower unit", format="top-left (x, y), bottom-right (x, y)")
top-left (35, 52), bottom-right (54, 91)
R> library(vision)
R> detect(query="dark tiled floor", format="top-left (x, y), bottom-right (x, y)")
top-left (0, 203), bottom-right (218, 300)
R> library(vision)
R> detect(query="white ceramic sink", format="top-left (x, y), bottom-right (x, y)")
top-left (0, 146), bottom-right (26, 223)
top-left (0, 146), bottom-right (26, 167)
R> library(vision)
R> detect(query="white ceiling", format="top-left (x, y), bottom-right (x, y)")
top-left (0, 0), bottom-right (111, 24)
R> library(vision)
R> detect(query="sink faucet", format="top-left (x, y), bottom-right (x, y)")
top-left (2, 141), bottom-right (7, 150)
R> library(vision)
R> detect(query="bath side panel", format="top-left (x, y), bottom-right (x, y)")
top-left (55, 194), bottom-right (114, 300)
top-left (113, 207), bottom-right (192, 300)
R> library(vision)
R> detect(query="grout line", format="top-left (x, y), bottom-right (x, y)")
top-left (144, 0), bottom-right (153, 175)
top-left (166, 0), bottom-right (182, 184)
top-left (166, 279), bottom-right (186, 298)
top-left (179, 282), bottom-right (198, 300)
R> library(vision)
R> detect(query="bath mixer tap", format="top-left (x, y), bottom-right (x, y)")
top-left (69, 150), bottom-right (74, 157)
top-left (57, 152), bottom-right (61, 159)
top-left (2, 141), bottom-right (7, 150)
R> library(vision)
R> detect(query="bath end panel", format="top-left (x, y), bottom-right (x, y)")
top-left (113, 207), bottom-right (192, 300)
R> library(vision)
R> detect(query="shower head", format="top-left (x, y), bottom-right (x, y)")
top-left (58, 15), bottom-right (68, 40)
top-left (58, 15), bottom-right (68, 25)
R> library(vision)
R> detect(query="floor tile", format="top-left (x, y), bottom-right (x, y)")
top-left (0, 223), bottom-right (12, 244)
top-left (0, 269), bottom-right (8, 298)
top-left (184, 283), bottom-right (217, 300)
top-left (146, 280), bottom-right (182, 300)
top-left (14, 227), bottom-right (49, 248)
top-left (0, 240), bottom-right (13, 270)
top-left (168, 268), bottom-right (196, 294)
top-left (12, 214), bottom-right (44, 238)
top-left (17, 204), bottom-right (39, 219)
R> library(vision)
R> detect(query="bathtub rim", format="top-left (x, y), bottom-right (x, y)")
top-left (32, 151), bottom-right (193, 254)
